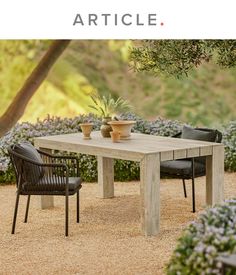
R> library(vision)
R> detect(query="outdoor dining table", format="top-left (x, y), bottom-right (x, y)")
top-left (34, 131), bottom-right (224, 237)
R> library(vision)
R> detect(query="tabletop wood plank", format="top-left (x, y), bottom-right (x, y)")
top-left (34, 131), bottom-right (221, 161)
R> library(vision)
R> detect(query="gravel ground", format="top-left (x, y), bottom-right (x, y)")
top-left (0, 173), bottom-right (235, 275)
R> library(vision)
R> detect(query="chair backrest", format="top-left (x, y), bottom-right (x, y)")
top-left (8, 142), bottom-right (44, 186)
top-left (173, 126), bottom-right (222, 143)
top-left (195, 127), bottom-right (222, 143)
top-left (180, 126), bottom-right (223, 164)
top-left (181, 125), bottom-right (222, 143)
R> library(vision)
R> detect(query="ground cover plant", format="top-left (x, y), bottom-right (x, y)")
top-left (223, 121), bottom-right (236, 172)
top-left (167, 199), bottom-right (236, 274)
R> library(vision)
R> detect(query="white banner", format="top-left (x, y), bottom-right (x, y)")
top-left (0, 0), bottom-right (235, 39)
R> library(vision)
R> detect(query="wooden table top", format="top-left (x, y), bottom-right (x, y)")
top-left (34, 131), bottom-right (223, 162)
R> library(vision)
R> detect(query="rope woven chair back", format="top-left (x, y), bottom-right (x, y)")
top-left (195, 127), bottom-right (222, 143)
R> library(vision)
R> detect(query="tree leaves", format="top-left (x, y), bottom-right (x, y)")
top-left (130, 40), bottom-right (236, 78)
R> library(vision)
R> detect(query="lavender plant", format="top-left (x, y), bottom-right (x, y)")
top-left (223, 121), bottom-right (236, 171)
top-left (167, 199), bottom-right (236, 274)
top-left (119, 113), bottom-right (183, 136)
top-left (0, 114), bottom-right (101, 152)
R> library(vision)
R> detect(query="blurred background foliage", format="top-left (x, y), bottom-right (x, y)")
top-left (0, 40), bottom-right (236, 126)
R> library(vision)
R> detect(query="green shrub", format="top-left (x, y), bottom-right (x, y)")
top-left (167, 199), bottom-right (236, 274)
top-left (114, 159), bottom-right (140, 181)
top-left (0, 113), bottom-right (183, 184)
top-left (223, 121), bottom-right (236, 172)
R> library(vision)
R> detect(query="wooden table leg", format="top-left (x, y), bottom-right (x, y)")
top-left (140, 154), bottom-right (160, 236)
top-left (38, 147), bottom-right (54, 209)
top-left (206, 145), bottom-right (224, 206)
top-left (97, 156), bottom-right (114, 198)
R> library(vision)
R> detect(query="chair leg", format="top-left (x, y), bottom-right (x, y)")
top-left (65, 194), bottom-right (69, 237)
top-left (192, 178), bottom-right (196, 213)
top-left (182, 179), bottom-right (187, 198)
top-left (24, 195), bottom-right (31, 223)
top-left (12, 191), bottom-right (20, 234)
top-left (77, 190), bottom-right (80, 223)
top-left (191, 158), bottom-right (196, 213)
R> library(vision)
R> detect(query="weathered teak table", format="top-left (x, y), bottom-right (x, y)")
top-left (34, 131), bottom-right (224, 236)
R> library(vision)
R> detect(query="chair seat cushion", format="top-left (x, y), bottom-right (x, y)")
top-left (67, 177), bottom-right (82, 191)
top-left (160, 160), bottom-right (205, 178)
top-left (22, 177), bottom-right (82, 193)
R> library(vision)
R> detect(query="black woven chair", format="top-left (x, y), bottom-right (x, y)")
top-left (160, 126), bottom-right (222, 213)
top-left (8, 142), bottom-right (82, 236)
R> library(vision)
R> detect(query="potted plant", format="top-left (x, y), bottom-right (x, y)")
top-left (89, 93), bottom-right (131, 137)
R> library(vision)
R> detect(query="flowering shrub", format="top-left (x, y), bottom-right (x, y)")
top-left (0, 113), bottom-right (183, 184)
top-left (0, 114), bottom-right (101, 150)
top-left (223, 121), bottom-right (236, 172)
top-left (120, 112), bottom-right (183, 136)
top-left (167, 199), bottom-right (236, 274)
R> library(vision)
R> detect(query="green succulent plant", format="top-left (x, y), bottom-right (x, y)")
top-left (88, 93), bottom-right (131, 118)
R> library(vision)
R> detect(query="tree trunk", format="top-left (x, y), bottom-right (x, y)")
top-left (0, 40), bottom-right (71, 137)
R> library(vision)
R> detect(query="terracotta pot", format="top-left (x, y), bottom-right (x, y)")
top-left (79, 123), bottom-right (93, 139)
top-left (110, 131), bottom-right (120, 143)
top-left (107, 121), bottom-right (136, 139)
top-left (100, 117), bottom-right (112, 138)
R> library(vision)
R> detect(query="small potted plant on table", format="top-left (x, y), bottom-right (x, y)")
top-left (89, 93), bottom-right (131, 138)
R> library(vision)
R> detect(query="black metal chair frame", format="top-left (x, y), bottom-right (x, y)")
top-left (161, 128), bottom-right (222, 213)
top-left (8, 147), bottom-right (82, 237)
